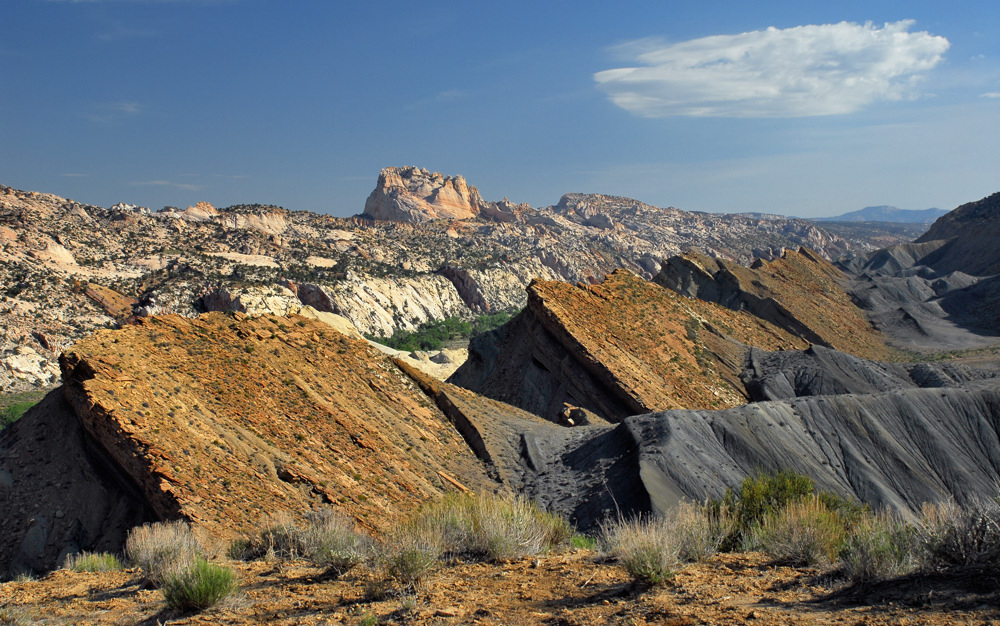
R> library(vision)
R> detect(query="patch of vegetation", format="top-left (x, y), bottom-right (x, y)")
top-left (717, 469), bottom-right (817, 551)
top-left (0, 389), bottom-right (46, 431)
top-left (840, 513), bottom-right (916, 582)
top-left (161, 557), bottom-right (237, 612)
top-left (63, 551), bottom-right (123, 573)
top-left (600, 501), bottom-right (731, 586)
top-left (371, 492), bottom-right (570, 593)
top-left (125, 520), bottom-right (203, 584)
top-left (367, 311), bottom-right (518, 352)
top-left (230, 508), bottom-right (369, 576)
top-left (756, 495), bottom-right (848, 566)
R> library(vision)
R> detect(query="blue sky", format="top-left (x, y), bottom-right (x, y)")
top-left (2, 0), bottom-right (998, 217)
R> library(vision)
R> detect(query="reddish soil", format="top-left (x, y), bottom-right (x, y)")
top-left (2, 551), bottom-right (996, 625)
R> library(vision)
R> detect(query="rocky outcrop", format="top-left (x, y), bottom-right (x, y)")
top-left (656, 248), bottom-right (895, 361)
top-left (449, 270), bottom-right (806, 422)
top-left (198, 284), bottom-right (303, 317)
top-left (0, 178), bottom-right (966, 393)
top-left (362, 166), bottom-right (485, 222)
top-left (1, 312), bottom-right (500, 576)
top-left (325, 271), bottom-right (471, 337)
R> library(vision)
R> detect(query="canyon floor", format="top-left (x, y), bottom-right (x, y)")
top-left (3, 550), bottom-right (997, 625)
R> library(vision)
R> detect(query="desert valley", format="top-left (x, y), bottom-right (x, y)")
top-left (1, 166), bottom-right (999, 624)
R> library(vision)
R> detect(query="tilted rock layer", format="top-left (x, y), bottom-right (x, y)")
top-left (1, 312), bottom-right (501, 575)
top-left (450, 270), bottom-right (807, 422)
top-left (656, 248), bottom-right (896, 361)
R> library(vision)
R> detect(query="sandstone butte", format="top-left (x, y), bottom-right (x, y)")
top-left (2, 312), bottom-right (548, 573)
top-left (656, 247), bottom-right (898, 362)
top-left (451, 268), bottom-right (815, 422)
top-left (362, 166), bottom-right (486, 222)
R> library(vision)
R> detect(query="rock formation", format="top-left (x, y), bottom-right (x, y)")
top-left (0, 312), bottom-right (504, 576)
top-left (362, 166), bottom-right (485, 222)
top-left (835, 193), bottom-right (1000, 352)
top-left (449, 270), bottom-right (807, 422)
top-left (516, 378), bottom-right (1000, 530)
top-left (656, 248), bottom-right (895, 361)
top-left (914, 191), bottom-right (1000, 276)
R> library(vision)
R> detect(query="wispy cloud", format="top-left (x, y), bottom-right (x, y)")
top-left (595, 20), bottom-right (950, 118)
top-left (88, 101), bottom-right (142, 123)
top-left (981, 92), bottom-right (1000, 99)
top-left (131, 180), bottom-right (203, 191)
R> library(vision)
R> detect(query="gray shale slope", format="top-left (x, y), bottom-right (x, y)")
top-left (837, 192), bottom-right (1000, 352)
top-left (513, 373), bottom-right (1000, 531)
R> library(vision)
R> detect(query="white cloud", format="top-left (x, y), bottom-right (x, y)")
top-left (594, 21), bottom-right (949, 118)
top-left (981, 92), bottom-right (1000, 99)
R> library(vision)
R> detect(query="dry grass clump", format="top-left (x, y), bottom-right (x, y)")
top-left (600, 515), bottom-right (681, 585)
top-left (371, 492), bottom-right (570, 593)
top-left (917, 498), bottom-right (1000, 569)
top-left (839, 512), bottom-right (916, 582)
top-left (756, 495), bottom-right (848, 566)
top-left (63, 551), bottom-right (123, 573)
top-left (601, 501), bottom-right (730, 585)
top-left (230, 508), bottom-right (369, 576)
top-left (398, 492), bottom-right (570, 563)
top-left (125, 520), bottom-right (202, 583)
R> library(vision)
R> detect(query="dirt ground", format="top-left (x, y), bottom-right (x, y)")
top-left (3, 550), bottom-right (998, 625)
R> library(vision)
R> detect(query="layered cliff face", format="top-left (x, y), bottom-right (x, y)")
top-left (0, 313), bottom-right (501, 576)
top-left (362, 166), bottom-right (486, 222)
top-left (449, 270), bottom-right (806, 422)
top-left (656, 248), bottom-right (896, 361)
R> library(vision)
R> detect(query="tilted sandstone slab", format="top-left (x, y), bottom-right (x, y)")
top-left (46, 314), bottom-right (495, 547)
top-left (450, 270), bottom-right (806, 422)
top-left (656, 247), bottom-right (895, 361)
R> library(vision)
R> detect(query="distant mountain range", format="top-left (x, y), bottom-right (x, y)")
top-left (814, 205), bottom-right (948, 223)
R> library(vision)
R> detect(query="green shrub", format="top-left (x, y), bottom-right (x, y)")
top-left (64, 551), bottom-right (123, 573)
top-left (125, 520), bottom-right (202, 583)
top-left (756, 495), bottom-right (847, 566)
top-left (161, 557), bottom-right (237, 611)
top-left (367, 311), bottom-right (519, 352)
top-left (718, 469), bottom-right (816, 551)
top-left (600, 516), bottom-right (680, 585)
top-left (840, 513), bottom-right (916, 582)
